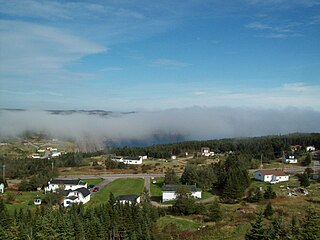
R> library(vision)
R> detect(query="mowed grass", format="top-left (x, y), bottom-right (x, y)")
top-left (89, 178), bottom-right (144, 205)
top-left (157, 215), bottom-right (203, 231)
top-left (3, 191), bottom-right (40, 213)
top-left (82, 178), bottom-right (104, 186)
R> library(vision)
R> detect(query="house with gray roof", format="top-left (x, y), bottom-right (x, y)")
top-left (45, 178), bottom-right (87, 193)
top-left (162, 184), bottom-right (202, 202)
top-left (63, 187), bottom-right (91, 207)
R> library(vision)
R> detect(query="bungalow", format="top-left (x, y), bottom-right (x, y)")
top-left (283, 154), bottom-right (298, 164)
top-left (201, 147), bottom-right (214, 157)
top-left (112, 156), bottom-right (143, 164)
top-left (45, 178), bottom-right (87, 193)
top-left (117, 194), bottom-right (141, 205)
top-left (0, 183), bottom-right (4, 193)
top-left (254, 170), bottom-right (289, 183)
top-left (63, 187), bottom-right (91, 207)
top-left (306, 146), bottom-right (316, 152)
top-left (162, 185), bottom-right (202, 202)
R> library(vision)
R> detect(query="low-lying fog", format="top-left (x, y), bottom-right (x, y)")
top-left (1, 107), bottom-right (319, 150)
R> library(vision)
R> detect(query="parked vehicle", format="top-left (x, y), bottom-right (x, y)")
top-left (92, 187), bottom-right (99, 192)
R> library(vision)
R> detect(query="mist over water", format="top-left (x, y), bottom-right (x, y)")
top-left (0, 107), bottom-right (319, 149)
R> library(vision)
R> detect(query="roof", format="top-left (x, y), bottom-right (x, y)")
top-left (76, 187), bottom-right (91, 197)
top-left (257, 170), bottom-right (288, 176)
top-left (162, 184), bottom-right (201, 192)
top-left (50, 178), bottom-right (82, 185)
top-left (117, 194), bottom-right (139, 201)
top-left (123, 157), bottom-right (141, 160)
top-left (67, 196), bottom-right (78, 200)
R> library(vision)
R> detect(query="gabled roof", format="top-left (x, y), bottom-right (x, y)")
top-left (76, 187), bottom-right (90, 197)
top-left (117, 194), bottom-right (139, 201)
top-left (123, 157), bottom-right (141, 160)
top-left (258, 170), bottom-right (288, 176)
top-left (50, 178), bottom-right (82, 185)
top-left (162, 184), bottom-right (201, 192)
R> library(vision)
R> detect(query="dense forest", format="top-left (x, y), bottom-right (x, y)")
top-left (111, 133), bottom-right (320, 159)
top-left (0, 198), bottom-right (162, 240)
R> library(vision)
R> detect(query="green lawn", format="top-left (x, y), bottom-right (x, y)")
top-left (82, 178), bottom-right (104, 186)
top-left (150, 177), bottom-right (164, 197)
top-left (157, 215), bottom-right (203, 231)
top-left (89, 178), bottom-right (145, 205)
top-left (4, 191), bottom-right (40, 213)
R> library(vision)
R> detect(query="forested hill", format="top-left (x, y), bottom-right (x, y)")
top-left (110, 133), bottom-right (320, 159)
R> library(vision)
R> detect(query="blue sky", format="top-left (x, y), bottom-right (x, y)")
top-left (0, 0), bottom-right (320, 111)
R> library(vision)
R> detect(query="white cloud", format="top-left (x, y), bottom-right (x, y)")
top-left (0, 20), bottom-right (106, 84)
top-left (152, 58), bottom-right (190, 68)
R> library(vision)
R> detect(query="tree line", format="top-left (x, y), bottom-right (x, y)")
top-left (0, 197), bottom-right (163, 240)
top-left (110, 133), bottom-right (320, 160)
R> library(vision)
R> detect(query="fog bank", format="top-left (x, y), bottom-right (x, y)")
top-left (1, 107), bottom-right (319, 149)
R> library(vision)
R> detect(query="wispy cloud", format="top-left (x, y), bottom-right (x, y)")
top-left (245, 20), bottom-right (304, 39)
top-left (101, 67), bottom-right (123, 72)
top-left (151, 58), bottom-right (190, 68)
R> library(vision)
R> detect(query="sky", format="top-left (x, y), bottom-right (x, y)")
top-left (0, 0), bottom-right (320, 111)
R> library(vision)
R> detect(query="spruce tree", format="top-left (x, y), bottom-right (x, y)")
top-left (300, 208), bottom-right (320, 240)
top-left (300, 173), bottom-right (310, 187)
top-left (208, 199), bottom-right (222, 222)
top-left (245, 212), bottom-right (267, 240)
top-left (263, 201), bottom-right (274, 219)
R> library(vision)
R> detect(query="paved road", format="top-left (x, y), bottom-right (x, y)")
top-left (58, 173), bottom-right (165, 179)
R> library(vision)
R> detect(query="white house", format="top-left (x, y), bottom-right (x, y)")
top-left (31, 154), bottom-right (41, 159)
top-left (45, 179), bottom-right (87, 193)
top-left (0, 183), bottom-right (4, 193)
top-left (51, 151), bottom-right (61, 158)
top-left (201, 147), bottom-right (214, 157)
top-left (171, 155), bottom-right (177, 160)
top-left (283, 155), bottom-right (298, 164)
top-left (117, 194), bottom-right (141, 205)
top-left (254, 170), bottom-right (289, 183)
top-left (63, 187), bottom-right (91, 207)
top-left (162, 185), bottom-right (202, 202)
top-left (112, 156), bottom-right (143, 164)
top-left (306, 146), bottom-right (316, 152)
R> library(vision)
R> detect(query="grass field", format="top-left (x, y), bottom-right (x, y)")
top-left (157, 215), bottom-right (204, 231)
top-left (89, 178), bottom-right (145, 205)
top-left (3, 191), bottom-right (40, 213)
top-left (82, 178), bottom-right (104, 186)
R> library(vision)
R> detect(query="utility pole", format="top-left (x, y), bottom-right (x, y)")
top-left (260, 154), bottom-right (263, 169)
top-left (2, 164), bottom-right (5, 181)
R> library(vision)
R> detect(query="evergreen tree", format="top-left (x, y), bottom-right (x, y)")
top-left (173, 185), bottom-right (196, 215)
top-left (302, 153), bottom-right (312, 166)
top-left (263, 202), bottom-right (274, 218)
top-left (164, 168), bottom-right (180, 184)
top-left (264, 186), bottom-right (276, 199)
top-left (247, 187), bottom-right (263, 203)
top-left (180, 164), bottom-right (198, 185)
top-left (300, 173), bottom-right (310, 187)
top-left (245, 212), bottom-right (267, 240)
top-left (208, 199), bottom-right (222, 222)
top-left (300, 208), bottom-right (320, 240)
top-left (269, 214), bottom-right (288, 239)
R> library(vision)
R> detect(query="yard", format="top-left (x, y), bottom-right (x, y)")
top-left (89, 178), bottom-right (145, 205)
top-left (2, 191), bottom-right (40, 213)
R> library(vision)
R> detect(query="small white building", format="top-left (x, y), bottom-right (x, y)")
top-left (201, 147), bottom-right (214, 157)
top-left (283, 155), bottom-right (298, 164)
top-left (0, 183), bottom-right (4, 193)
top-left (162, 185), bottom-right (202, 202)
top-left (32, 154), bottom-right (41, 159)
top-left (306, 146), bottom-right (316, 152)
top-left (45, 179), bottom-right (87, 193)
top-left (254, 170), bottom-right (289, 183)
top-left (117, 194), bottom-right (141, 205)
top-left (112, 156), bottom-right (143, 164)
top-left (51, 151), bottom-right (61, 158)
top-left (63, 187), bottom-right (91, 207)
top-left (34, 196), bottom-right (42, 205)
top-left (171, 155), bottom-right (177, 160)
